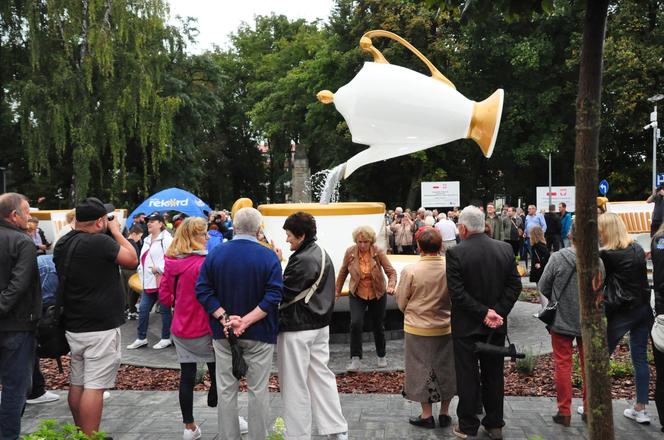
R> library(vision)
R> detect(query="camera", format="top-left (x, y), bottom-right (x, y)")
top-left (107, 213), bottom-right (115, 222)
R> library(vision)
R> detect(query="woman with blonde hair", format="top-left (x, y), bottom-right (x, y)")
top-left (336, 225), bottom-right (397, 371)
top-left (159, 217), bottom-right (247, 439)
top-left (598, 212), bottom-right (653, 425)
top-left (529, 225), bottom-right (549, 283)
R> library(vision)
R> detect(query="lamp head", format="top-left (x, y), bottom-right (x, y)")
top-left (648, 94), bottom-right (664, 103)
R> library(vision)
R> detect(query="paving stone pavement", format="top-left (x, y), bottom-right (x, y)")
top-left (121, 290), bottom-right (552, 373)
top-left (21, 391), bottom-right (663, 439)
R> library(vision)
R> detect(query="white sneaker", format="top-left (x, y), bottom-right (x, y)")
top-left (153, 339), bottom-right (172, 349)
top-left (577, 406), bottom-right (584, 415)
top-left (182, 425), bottom-right (201, 440)
top-left (347, 356), bottom-right (362, 372)
top-left (239, 416), bottom-right (248, 434)
top-left (103, 391), bottom-right (111, 400)
top-left (624, 407), bottom-right (650, 424)
top-left (377, 356), bottom-right (387, 368)
top-left (127, 338), bottom-right (148, 349)
top-left (328, 433), bottom-right (348, 440)
top-left (26, 391), bottom-right (60, 404)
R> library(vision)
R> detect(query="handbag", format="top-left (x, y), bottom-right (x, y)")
top-left (474, 331), bottom-right (525, 361)
top-left (604, 273), bottom-right (633, 313)
top-left (652, 314), bottom-right (664, 352)
top-left (37, 233), bottom-right (82, 372)
top-left (537, 261), bottom-right (576, 326)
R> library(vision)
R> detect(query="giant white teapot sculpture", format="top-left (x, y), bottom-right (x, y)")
top-left (317, 30), bottom-right (504, 179)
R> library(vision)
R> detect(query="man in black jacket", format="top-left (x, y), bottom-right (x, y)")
top-left (0, 193), bottom-right (41, 440)
top-left (446, 205), bottom-right (522, 440)
top-left (544, 204), bottom-right (562, 252)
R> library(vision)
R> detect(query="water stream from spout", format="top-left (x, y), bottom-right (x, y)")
top-left (318, 163), bottom-right (345, 204)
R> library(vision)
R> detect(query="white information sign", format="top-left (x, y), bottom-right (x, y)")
top-left (421, 181), bottom-right (460, 207)
top-left (536, 186), bottom-right (576, 212)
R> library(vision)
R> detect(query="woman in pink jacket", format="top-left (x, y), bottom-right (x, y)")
top-left (159, 217), bottom-right (218, 440)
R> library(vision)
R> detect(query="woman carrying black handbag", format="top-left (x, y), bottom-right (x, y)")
top-left (529, 226), bottom-right (550, 283)
top-left (599, 213), bottom-right (653, 425)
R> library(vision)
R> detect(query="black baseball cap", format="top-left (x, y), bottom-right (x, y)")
top-left (76, 197), bottom-right (115, 222)
top-left (146, 212), bottom-right (164, 223)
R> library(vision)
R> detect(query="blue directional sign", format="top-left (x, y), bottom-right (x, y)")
top-left (657, 173), bottom-right (664, 187)
top-left (599, 179), bottom-right (609, 195)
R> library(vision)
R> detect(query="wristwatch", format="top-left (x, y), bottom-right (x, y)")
top-left (218, 312), bottom-right (229, 324)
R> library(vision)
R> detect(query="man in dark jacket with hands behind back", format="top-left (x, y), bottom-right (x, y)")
top-left (446, 205), bottom-right (522, 440)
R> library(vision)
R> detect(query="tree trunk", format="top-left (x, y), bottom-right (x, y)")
top-left (574, 1), bottom-right (613, 439)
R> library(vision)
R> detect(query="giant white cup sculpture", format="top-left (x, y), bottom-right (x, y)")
top-left (317, 30), bottom-right (504, 179)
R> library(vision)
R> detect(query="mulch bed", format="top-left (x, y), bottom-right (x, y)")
top-left (39, 343), bottom-right (655, 400)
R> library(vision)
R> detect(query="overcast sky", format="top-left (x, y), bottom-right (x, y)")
top-left (167, 0), bottom-right (335, 53)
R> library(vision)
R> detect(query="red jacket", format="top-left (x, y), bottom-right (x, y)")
top-left (159, 254), bottom-right (211, 338)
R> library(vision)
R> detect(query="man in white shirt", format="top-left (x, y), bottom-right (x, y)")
top-left (435, 213), bottom-right (458, 253)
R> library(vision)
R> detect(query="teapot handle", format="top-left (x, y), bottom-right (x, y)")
top-left (360, 30), bottom-right (456, 90)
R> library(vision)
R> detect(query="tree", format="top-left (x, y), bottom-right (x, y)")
top-left (429, 1), bottom-right (615, 438)
top-left (8, 0), bottom-right (180, 203)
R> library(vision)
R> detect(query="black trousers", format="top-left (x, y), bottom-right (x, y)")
top-left (653, 339), bottom-right (664, 428)
top-left (349, 294), bottom-right (387, 358)
top-left (28, 356), bottom-right (45, 399)
top-left (546, 234), bottom-right (561, 252)
top-left (506, 240), bottom-right (519, 257)
top-left (454, 334), bottom-right (506, 435)
top-left (179, 362), bottom-right (217, 424)
top-left (397, 245), bottom-right (414, 255)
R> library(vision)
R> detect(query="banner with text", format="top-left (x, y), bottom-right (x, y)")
top-left (536, 186), bottom-right (576, 212)
top-left (421, 181), bottom-right (460, 208)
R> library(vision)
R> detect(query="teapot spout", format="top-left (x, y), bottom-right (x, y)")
top-left (467, 89), bottom-right (504, 158)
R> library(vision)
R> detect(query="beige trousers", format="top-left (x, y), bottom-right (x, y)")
top-left (213, 338), bottom-right (273, 440)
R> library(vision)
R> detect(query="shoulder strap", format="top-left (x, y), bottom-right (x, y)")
top-left (55, 233), bottom-right (83, 316)
top-left (552, 255), bottom-right (576, 302)
top-left (280, 246), bottom-right (327, 310)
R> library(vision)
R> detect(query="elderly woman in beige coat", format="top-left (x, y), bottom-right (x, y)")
top-left (396, 226), bottom-right (456, 430)
top-left (336, 225), bottom-right (397, 372)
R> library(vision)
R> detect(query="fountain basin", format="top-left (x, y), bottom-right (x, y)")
top-left (257, 202), bottom-right (418, 313)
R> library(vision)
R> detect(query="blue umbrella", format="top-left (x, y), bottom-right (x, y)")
top-left (127, 188), bottom-right (212, 220)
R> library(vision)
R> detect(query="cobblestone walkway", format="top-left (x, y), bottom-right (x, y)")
top-left (22, 391), bottom-right (662, 439)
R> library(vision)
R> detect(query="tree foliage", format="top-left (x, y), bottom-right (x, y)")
top-left (1, 0), bottom-right (663, 210)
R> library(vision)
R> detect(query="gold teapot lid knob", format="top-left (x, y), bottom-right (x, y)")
top-left (317, 90), bottom-right (334, 104)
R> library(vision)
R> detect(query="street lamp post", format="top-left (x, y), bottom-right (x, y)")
top-left (646, 94), bottom-right (664, 191)
top-left (548, 153), bottom-right (552, 207)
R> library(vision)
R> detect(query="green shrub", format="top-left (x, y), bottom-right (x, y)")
top-left (608, 359), bottom-right (634, 378)
top-left (266, 417), bottom-right (286, 440)
top-left (23, 420), bottom-right (106, 439)
top-left (572, 353), bottom-right (582, 387)
top-left (516, 350), bottom-right (538, 374)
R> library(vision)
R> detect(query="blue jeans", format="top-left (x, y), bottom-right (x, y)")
top-left (607, 304), bottom-right (653, 404)
top-left (0, 331), bottom-right (35, 440)
top-left (137, 291), bottom-right (172, 340)
top-left (521, 238), bottom-right (531, 268)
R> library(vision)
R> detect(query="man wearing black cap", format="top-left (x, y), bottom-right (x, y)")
top-left (53, 197), bottom-right (138, 437)
top-left (648, 185), bottom-right (664, 237)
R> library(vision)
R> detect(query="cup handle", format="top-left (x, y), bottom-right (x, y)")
top-left (360, 30), bottom-right (456, 90)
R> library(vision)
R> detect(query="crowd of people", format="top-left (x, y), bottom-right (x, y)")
top-left (385, 202), bottom-right (572, 265)
top-left (3, 190), bottom-right (664, 440)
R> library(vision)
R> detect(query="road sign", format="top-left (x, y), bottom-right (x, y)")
top-left (599, 179), bottom-right (609, 195)
top-left (657, 173), bottom-right (664, 187)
